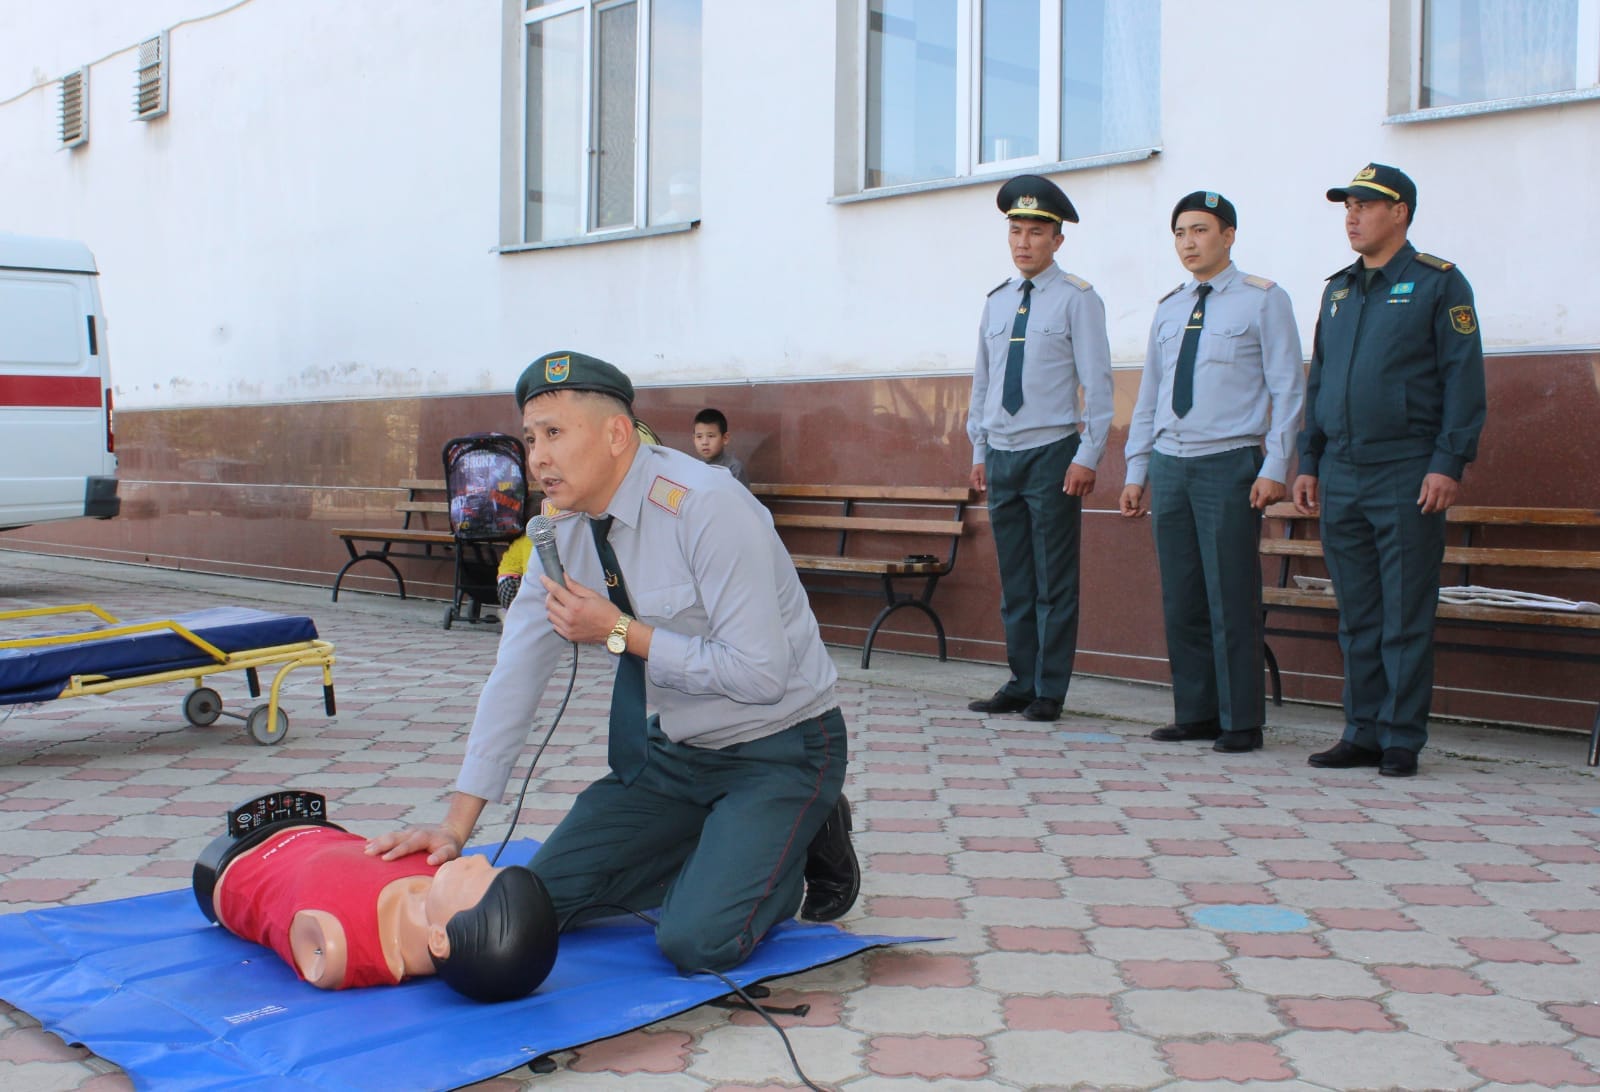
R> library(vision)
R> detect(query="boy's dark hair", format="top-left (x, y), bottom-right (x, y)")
top-left (432, 865), bottom-right (559, 1002)
top-left (693, 408), bottom-right (729, 434)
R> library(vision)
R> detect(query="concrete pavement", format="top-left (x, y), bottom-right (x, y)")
top-left (2, 550), bottom-right (1597, 1090)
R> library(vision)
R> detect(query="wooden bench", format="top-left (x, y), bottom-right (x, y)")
top-left (330, 479), bottom-right (458, 602)
top-left (1258, 503), bottom-right (1600, 765)
top-left (752, 484), bottom-right (973, 668)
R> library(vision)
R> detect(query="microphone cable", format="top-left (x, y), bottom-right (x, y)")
top-left (488, 636), bottom-right (579, 867)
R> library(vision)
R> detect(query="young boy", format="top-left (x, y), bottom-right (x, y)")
top-left (692, 408), bottom-right (750, 487)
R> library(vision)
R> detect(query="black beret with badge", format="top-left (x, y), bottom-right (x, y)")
top-left (1171, 190), bottom-right (1237, 231)
top-left (515, 350), bottom-right (636, 410)
top-left (996, 174), bottom-right (1079, 224)
top-left (1327, 163), bottom-right (1418, 212)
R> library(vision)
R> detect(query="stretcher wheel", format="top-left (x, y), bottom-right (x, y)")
top-left (442, 607), bottom-right (455, 630)
top-left (246, 704), bottom-right (289, 746)
top-left (183, 687), bottom-right (223, 727)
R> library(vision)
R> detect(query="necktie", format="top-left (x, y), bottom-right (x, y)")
top-left (589, 516), bottom-right (648, 785)
top-left (1000, 279), bottom-right (1034, 415)
top-left (1171, 282), bottom-right (1212, 418)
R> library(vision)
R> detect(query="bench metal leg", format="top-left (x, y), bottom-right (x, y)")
top-left (1263, 640), bottom-right (1282, 707)
top-left (1588, 705), bottom-right (1599, 768)
top-left (331, 555), bottom-right (407, 602)
top-left (862, 601), bottom-right (947, 669)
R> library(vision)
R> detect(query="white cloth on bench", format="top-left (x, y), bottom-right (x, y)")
top-left (1437, 585), bottom-right (1600, 613)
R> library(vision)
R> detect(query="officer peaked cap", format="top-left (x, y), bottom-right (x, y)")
top-left (996, 175), bottom-right (1079, 224)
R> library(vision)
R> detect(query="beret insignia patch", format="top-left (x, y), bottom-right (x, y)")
top-left (545, 355), bottom-right (571, 383)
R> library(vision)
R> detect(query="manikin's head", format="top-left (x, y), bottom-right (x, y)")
top-left (427, 860), bottom-right (559, 1003)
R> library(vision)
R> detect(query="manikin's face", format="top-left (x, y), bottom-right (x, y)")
top-left (1172, 211), bottom-right (1234, 282)
top-left (425, 853), bottom-right (499, 926)
top-left (1344, 197), bottom-right (1408, 260)
top-left (523, 391), bottom-right (630, 516)
top-left (1008, 218), bottom-right (1064, 278)
top-left (693, 424), bottom-right (727, 460)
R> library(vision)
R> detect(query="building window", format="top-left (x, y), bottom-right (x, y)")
top-left (1417, 0), bottom-right (1600, 108)
top-left (521, 0), bottom-right (701, 244)
top-left (862, 0), bottom-right (1158, 190)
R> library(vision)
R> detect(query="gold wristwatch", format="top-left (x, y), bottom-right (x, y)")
top-left (605, 614), bottom-right (632, 655)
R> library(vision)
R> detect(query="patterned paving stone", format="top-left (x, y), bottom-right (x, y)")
top-left (1121, 987), bottom-right (1281, 1037)
top-left (1162, 1040), bottom-right (1293, 1082)
top-left (1452, 1042), bottom-right (1600, 1087)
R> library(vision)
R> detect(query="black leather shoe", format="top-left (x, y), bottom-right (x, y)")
top-left (1307, 741), bottom-right (1383, 769)
top-left (801, 796), bottom-right (860, 923)
top-left (1151, 718), bottom-right (1222, 742)
top-left (1380, 748), bottom-right (1419, 778)
top-left (1213, 728), bottom-right (1264, 753)
top-left (1022, 697), bottom-right (1063, 722)
top-left (967, 689), bottom-right (1033, 714)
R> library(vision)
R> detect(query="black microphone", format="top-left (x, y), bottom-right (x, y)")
top-left (527, 514), bottom-right (565, 584)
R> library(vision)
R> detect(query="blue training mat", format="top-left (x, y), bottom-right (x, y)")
top-left (0, 839), bottom-right (916, 1091)
top-left (0, 607), bottom-right (319, 705)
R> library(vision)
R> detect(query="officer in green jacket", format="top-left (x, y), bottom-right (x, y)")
top-left (1293, 163), bottom-right (1486, 778)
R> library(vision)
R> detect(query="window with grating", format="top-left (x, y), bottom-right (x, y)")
top-left (59, 68), bottom-right (88, 147)
top-left (135, 33), bottom-right (169, 120)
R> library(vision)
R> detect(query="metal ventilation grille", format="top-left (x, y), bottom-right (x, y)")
top-left (135, 33), bottom-right (168, 119)
top-left (59, 68), bottom-right (88, 147)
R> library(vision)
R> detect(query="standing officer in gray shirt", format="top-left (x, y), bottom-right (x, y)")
top-left (1120, 191), bottom-right (1305, 754)
top-left (370, 351), bottom-right (860, 973)
top-left (967, 175), bottom-right (1115, 723)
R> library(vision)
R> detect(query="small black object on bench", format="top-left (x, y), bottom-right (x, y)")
top-left (752, 483), bottom-right (973, 668)
top-left (1258, 503), bottom-right (1600, 766)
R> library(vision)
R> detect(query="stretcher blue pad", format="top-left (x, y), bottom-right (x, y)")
top-left (0, 839), bottom-right (917, 1091)
top-left (0, 607), bottom-right (318, 705)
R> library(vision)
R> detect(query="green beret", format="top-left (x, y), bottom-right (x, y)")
top-left (1171, 190), bottom-right (1237, 230)
top-left (515, 350), bottom-right (635, 410)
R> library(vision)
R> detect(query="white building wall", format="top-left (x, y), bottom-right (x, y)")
top-left (1, 0), bottom-right (1594, 411)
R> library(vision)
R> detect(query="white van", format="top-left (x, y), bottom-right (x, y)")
top-left (0, 232), bottom-right (119, 531)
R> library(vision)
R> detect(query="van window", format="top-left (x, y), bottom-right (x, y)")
top-left (0, 278), bottom-right (83, 366)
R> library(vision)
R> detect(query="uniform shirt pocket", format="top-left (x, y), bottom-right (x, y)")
top-left (631, 581), bottom-right (698, 624)
top-left (1201, 322), bottom-right (1250, 364)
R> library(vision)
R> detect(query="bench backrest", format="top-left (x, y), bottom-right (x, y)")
top-left (396, 479), bottom-right (449, 531)
top-left (752, 483), bottom-right (972, 565)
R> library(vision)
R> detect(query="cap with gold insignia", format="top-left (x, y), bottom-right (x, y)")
top-left (515, 350), bottom-right (636, 410)
top-left (996, 174), bottom-right (1079, 224)
top-left (1326, 163), bottom-right (1417, 212)
top-left (1171, 190), bottom-right (1237, 231)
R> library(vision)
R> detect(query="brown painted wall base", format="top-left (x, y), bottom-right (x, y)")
top-left (7, 351), bottom-right (1598, 734)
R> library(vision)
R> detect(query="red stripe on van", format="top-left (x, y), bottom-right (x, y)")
top-left (0, 375), bottom-right (102, 408)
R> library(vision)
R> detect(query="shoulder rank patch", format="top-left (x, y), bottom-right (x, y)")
top-left (540, 498), bottom-right (577, 521)
top-left (1449, 305), bottom-right (1477, 335)
top-left (1242, 274), bottom-right (1276, 290)
top-left (648, 475), bottom-right (689, 515)
top-left (1415, 252), bottom-right (1455, 271)
top-left (1062, 273), bottom-right (1093, 291)
top-left (987, 278), bottom-right (1012, 297)
top-left (1158, 282), bottom-right (1185, 302)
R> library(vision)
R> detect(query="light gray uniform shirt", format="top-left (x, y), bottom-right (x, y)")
top-left (457, 444), bottom-right (838, 803)
top-left (1124, 263), bottom-right (1306, 488)
top-left (966, 261), bottom-right (1115, 469)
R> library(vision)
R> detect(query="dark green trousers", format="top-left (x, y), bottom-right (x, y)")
top-left (528, 707), bottom-right (847, 973)
top-left (1318, 454), bottom-right (1446, 753)
top-left (1148, 447), bottom-right (1266, 731)
top-left (986, 435), bottom-right (1082, 701)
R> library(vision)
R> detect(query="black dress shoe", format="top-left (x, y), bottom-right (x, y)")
top-left (1380, 748), bottom-right (1419, 778)
top-left (1150, 717), bottom-right (1222, 742)
top-left (1022, 697), bottom-right (1063, 722)
top-left (967, 689), bottom-right (1033, 714)
top-left (801, 795), bottom-right (860, 922)
top-left (1213, 727), bottom-right (1264, 753)
top-left (1307, 741), bottom-right (1383, 768)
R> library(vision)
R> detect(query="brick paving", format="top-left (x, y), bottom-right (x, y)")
top-left (2, 550), bottom-right (1598, 1090)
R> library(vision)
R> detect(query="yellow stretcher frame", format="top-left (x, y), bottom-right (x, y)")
top-left (0, 603), bottom-right (337, 746)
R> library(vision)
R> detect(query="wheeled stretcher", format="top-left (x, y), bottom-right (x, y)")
top-left (0, 604), bottom-right (336, 745)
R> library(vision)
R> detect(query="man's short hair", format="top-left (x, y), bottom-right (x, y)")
top-left (432, 865), bottom-right (559, 1002)
top-left (693, 408), bottom-right (729, 433)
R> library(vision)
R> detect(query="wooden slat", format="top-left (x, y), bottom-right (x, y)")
top-left (789, 555), bottom-right (946, 575)
top-left (1262, 539), bottom-right (1600, 571)
top-left (395, 500), bottom-right (450, 514)
top-left (1258, 540), bottom-right (1326, 558)
top-left (398, 479), bottom-right (447, 492)
top-left (331, 528), bottom-right (455, 545)
top-left (1266, 502), bottom-right (1600, 529)
top-left (1263, 587), bottom-right (1600, 631)
top-left (770, 513), bottom-right (963, 536)
top-left (754, 483), bottom-right (972, 503)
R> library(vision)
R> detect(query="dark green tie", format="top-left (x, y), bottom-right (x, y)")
top-left (1000, 279), bottom-right (1034, 415)
top-left (589, 516), bottom-right (648, 785)
top-left (1171, 282), bottom-right (1212, 418)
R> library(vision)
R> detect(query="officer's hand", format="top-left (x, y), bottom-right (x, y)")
top-left (969, 463), bottom-right (987, 493)
top-left (1250, 477), bottom-right (1287, 510)
top-left (540, 574), bottom-right (616, 644)
top-left (1292, 475), bottom-right (1320, 515)
top-left (365, 825), bottom-right (463, 866)
top-left (1064, 465), bottom-right (1096, 497)
top-left (1118, 484), bottom-right (1148, 518)
top-left (1417, 473), bottom-right (1459, 514)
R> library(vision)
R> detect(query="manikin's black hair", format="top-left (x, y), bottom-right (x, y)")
top-left (431, 865), bottom-right (559, 1002)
